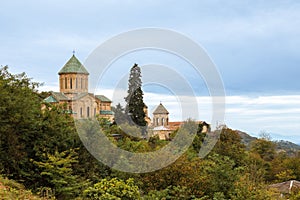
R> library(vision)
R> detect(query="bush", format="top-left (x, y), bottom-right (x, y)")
top-left (83, 178), bottom-right (140, 200)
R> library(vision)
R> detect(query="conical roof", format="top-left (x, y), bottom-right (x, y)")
top-left (153, 103), bottom-right (169, 115)
top-left (58, 55), bottom-right (89, 75)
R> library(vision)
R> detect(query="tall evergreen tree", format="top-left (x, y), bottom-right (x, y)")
top-left (124, 63), bottom-right (147, 127)
top-left (112, 103), bottom-right (127, 125)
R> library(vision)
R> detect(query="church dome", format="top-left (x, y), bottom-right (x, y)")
top-left (153, 103), bottom-right (169, 114)
top-left (58, 54), bottom-right (89, 75)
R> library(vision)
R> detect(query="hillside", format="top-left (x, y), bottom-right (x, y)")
top-left (0, 176), bottom-right (45, 200)
top-left (236, 130), bottom-right (300, 155)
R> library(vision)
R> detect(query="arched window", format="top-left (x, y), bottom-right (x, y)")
top-left (76, 78), bottom-right (78, 89)
top-left (80, 107), bottom-right (83, 117)
top-left (162, 118), bottom-right (165, 126)
top-left (85, 77), bottom-right (88, 90)
top-left (87, 106), bottom-right (90, 118)
top-left (65, 77), bottom-right (67, 89)
top-left (70, 78), bottom-right (72, 89)
top-left (60, 78), bottom-right (63, 89)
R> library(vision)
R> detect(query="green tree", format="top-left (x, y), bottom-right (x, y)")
top-left (250, 138), bottom-right (276, 162)
top-left (83, 178), bottom-right (140, 200)
top-left (112, 103), bottom-right (127, 125)
top-left (124, 64), bottom-right (146, 128)
top-left (230, 173), bottom-right (275, 200)
top-left (0, 66), bottom-right (41, 180)
top-left (140, 154), bottom-right (206, 198)
top-left (201, 154), bottom-right (238, 198)
top-left (33, 148), bottom-right (87, 199)
top-left (212, 128), bottom-right (246, 167)
top-left (144, 185), bottom-right (190, 200)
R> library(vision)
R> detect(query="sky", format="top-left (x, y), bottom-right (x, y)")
top-left (0, 0), bottom-right (300, 143)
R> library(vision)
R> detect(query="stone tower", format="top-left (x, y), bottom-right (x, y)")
top-left (152, 103), bottom-right (169, 127)
top-left (58, 54), bottom-right (89, 97)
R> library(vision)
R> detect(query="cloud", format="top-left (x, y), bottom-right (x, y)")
top-left (94, 86), bottom-right (300, 143)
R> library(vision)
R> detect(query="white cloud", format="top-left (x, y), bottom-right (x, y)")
top-left (98, 89), bottom-right (300, 143)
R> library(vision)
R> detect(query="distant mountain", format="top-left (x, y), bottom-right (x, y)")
top-left (274, 140), bottom-right (300, 155)
top-left (236, 130), bottom-right (300, 156)
top-left (236, 130), bottom-right (257, 148)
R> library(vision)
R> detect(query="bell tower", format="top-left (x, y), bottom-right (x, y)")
top-left (152, 103), bottom-right (169, 127)
top-left (58, 54), bottom-right (89, 96)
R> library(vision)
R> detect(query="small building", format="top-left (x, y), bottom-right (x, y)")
top-left (150, 102), bottom-right (210, 140)
top-left (43, 54), bottom-right (113, 120)
top-left (269, 180), bottom-right (300, 198)
top-left (152, 126), bottom-right (171, 140)
top-left (152, 103), bottom-right (169, 127)
top-left (151, 103), bottom-right (171, 139)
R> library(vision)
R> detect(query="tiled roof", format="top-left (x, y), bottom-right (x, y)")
top-left (96, 95), bottom-right (112, 102)
top-left (72, 93), bottom-right (89, 100)
top-left (269, 180), bottom-right (300, 194)
top-left (100, 110), bottom-right (113, 115)
top-left (51, 92), bottom-right (68, 101)
top-left (44, 95), bottom-right (58, 103)
top-left (153, 103), bottom-right (169, 114)
top-left (58, 55), bottom-right (89, 75)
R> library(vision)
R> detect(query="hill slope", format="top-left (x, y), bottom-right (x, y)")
top-left (236, 130), bottom-right (300, 155)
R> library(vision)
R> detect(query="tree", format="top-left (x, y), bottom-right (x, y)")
top-left (0, 66), bottom-right (41, 180)
top-left (212, 128), bottom-right (246, 167)
top-left (201, 154), bottom-right (238, 199)
top-left (32, 148), bottom-right (87, 199)
top-left (250, 138), bottom-right (276, 162)
top-left (112, 103), bottom-right (127, 125)
top-left (124, 64), bottom-right (146, 128)
top-left (83, 178), bottom-right (141, 200)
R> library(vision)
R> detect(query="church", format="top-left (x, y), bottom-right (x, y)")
top-left (44, 54), bottom-right (113, 120)
top-left (43, 53), bottom-right (208, 139)
top-left (151, 102), bottom-right (210, 140)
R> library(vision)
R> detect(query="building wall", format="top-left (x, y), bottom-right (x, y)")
top-left (98, 102), bottom-right (111, 111)
top-left (71, 95), bottom-right (98, 119)
top-left (143, 106), bottom-right (151, 125)
top-left (59, 73), bottom-right (88, 94)
top-left (153, 113), bottom-right (169, 126)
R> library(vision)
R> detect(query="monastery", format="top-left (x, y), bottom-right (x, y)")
top-left (44, 54), bottom-right (209, 139)
top-left (44, 54), bottom-right (113, 120)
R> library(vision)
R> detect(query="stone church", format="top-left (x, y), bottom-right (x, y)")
top-left (151, 102), bottom-right (210, 140)
top-left (44, 54), bottom-right (113, 120)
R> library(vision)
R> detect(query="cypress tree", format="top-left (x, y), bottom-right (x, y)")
top-left (124, 63), bottom-right (147, 127)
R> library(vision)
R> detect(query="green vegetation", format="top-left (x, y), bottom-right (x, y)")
top-left (124, 63), bottom-right (147, 128)
top-left (0, 175), bottom-right (46, 200)
top-left (83, 178), bottom-right (140, 200)
top-left (0, 66), bottom-right (300, 199)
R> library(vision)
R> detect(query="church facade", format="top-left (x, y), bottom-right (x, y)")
top-left (44, 54), bottom-right (113, 120)
top-left (151, 102), bottom-right (210, 140)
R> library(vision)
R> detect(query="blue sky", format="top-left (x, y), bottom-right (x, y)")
top-left (1, 1), bottom-right (300, 143)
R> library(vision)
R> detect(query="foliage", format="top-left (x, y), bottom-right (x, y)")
top-left (32, 148), bottom-right (87, 199)
top-left (230, 171), bottom-right (276, 200)
top-left (83, 178), bottom-right (140, 200)
top-left (0, 66), bottom-right (41, 180)
top-left (112, 103), bottom-right (127, 125)
top-left (211, 128), bottom-right (246, 167)
top-left (144, 185), bottom-right (191, 200)
top-left (200, 154), bottom-right (239, 198)
top-left (2, 66), bottom-right (300, 200)
top-left (250, 137), bottom-right (276, 161)
top-left (124, 63), bottom-right (147, 128)
top-left (0, 175), bottom-right (48, 200)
